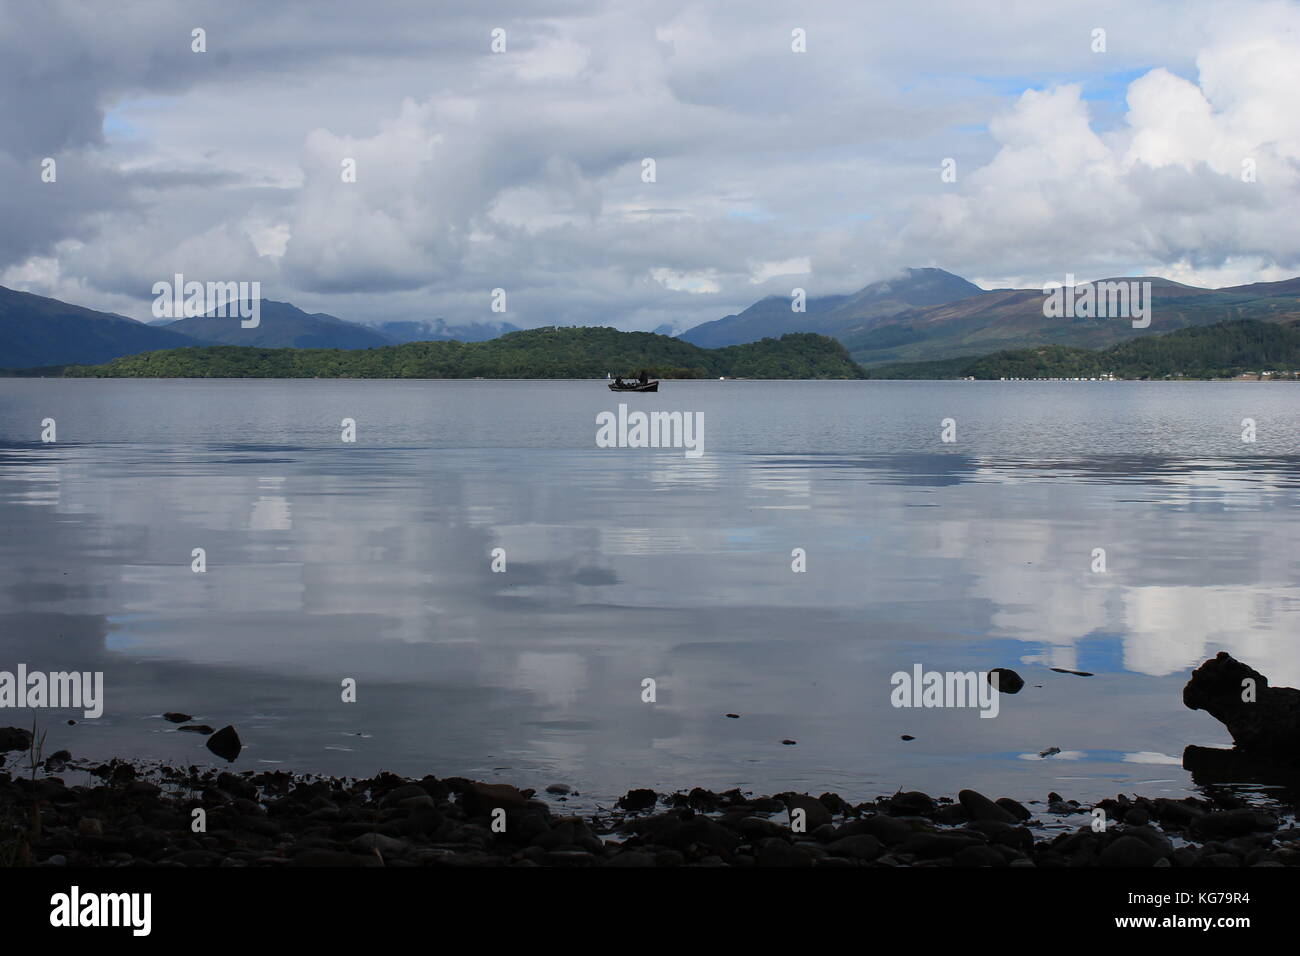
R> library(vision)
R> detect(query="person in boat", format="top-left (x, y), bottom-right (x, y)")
top-left (638, 370), bottom-right (648, 384)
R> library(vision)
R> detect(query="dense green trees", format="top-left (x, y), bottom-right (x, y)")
top-left (60, 327), bottom-right (866, 380)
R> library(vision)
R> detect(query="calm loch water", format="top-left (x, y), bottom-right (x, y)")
top-left (0, 378), bottom-right (1296, 808)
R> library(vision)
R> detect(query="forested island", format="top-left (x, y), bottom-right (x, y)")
top-left (869, 319), bottom-right (1300, 380)
top-left (50, 327), bottom-right (866, 379)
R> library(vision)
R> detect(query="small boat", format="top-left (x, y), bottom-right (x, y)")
top-left (608, 379), bottom-right (658, 392)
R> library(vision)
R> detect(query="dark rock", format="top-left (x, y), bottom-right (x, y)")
top-left (350, 832), bottom-right (407, 856)
top-left (1123, 807), bottom-right (1150, 826)
top-left (667, 816), bottom-right (739, 854)
top-left (968, 820), bottom-right (1033, 851)
top-left (934, 803), bottom-right (969, 825)
top-left (398, 794), bottom-right (436, 810)
top-left (684, 787), bottom-right (721, 810)
top-left (733, 816), bottom-right (786, 840)
top-left (166, 849), bottom-right (222, 866)
top-left (988, 668), bottom-right (1024, 694)
top-left (818, 792), bottom-right (847, 815)
top-left (827, 834), bottom-right (883, 860)
top-left (378, 783), bottom-right (428, 806)
top-left (889, 791), bottom-right (935, 816)
top-left (1099, 836), bottom-right (1163, 867)
top-left (958, 789), bottom-right (1016, 823)
top-left (617, 788), bottom-right (658, 812)
top-left (1120, 825), bottom-right (1173, 858)
top-left (781, 793), bottom-right (833, 831)
top-left (606, 850), bottom-right (655, 867)
top-left (853, 814), bottom-right (915, 846)
top-left (1193, 808), bottom-right (1277, 839)
top-left (995, 797), bottom-right (1031, 821)
top-left (205, 726), bottom-right (241, 762)
top-left (955, 844), bottom-right (1006, 866)
top-left (0, 727), bottom-right (33, 752)
top-left (781, 739), bottom-right (797, 746)
top-left (288, 849), bottom-right (381, 867)
top-left (898, 832), bottom-right (985, 859)
top-left (545, 850), bottom-right (597, 866)
top-left (460, 782), bottom-right (529, 817)
top-left (809, 823), bottom-right (838, 842)
top-left (1184, 652), bottom-right (1300, 760)
top-left (758, 838), bottom-right (812, 867)
top-left (1153, 798), bottom-right (1205, 828)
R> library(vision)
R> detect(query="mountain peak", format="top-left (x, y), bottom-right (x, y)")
top-left (679, 267), bottom-right (986, 349)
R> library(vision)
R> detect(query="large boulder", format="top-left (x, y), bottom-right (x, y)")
top-left (1183, 653), bottom-right (1300, 761)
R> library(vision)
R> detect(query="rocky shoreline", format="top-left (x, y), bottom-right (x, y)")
top-left (1, 751), bottom-right (1296, 867)
top-left (3, 652), bottom-right (1298, 868)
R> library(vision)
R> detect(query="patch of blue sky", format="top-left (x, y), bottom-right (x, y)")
top-left (103, 96), bottom-right (180, 141)
top-left (103, 112), bottom-right (138, 139)
top-left (1079, 67), bottom-right (1155, 102)
top-left (963, 68), bottom-right (1168, 112)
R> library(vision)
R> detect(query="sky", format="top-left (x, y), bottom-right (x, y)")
top-left (2, 0), bottom-right (1299, 332)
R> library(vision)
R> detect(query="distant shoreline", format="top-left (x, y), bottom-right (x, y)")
top-left (2, 373), bottom-right (1295, 383)
top-left (5, 317), bottom-right (1297, 382)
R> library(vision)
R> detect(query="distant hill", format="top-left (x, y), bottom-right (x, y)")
top-left (842, 276), bottom-right (1300, 366)
top-left (0, 285), bottom-right (199, 368)
top-left (161, 300), bottom-right (392, 349)
top-left (869, 319), bottom-right (1300, 380)
top-left (678, 268), bottom-right (1300, 367)
top-left (371, 318), bottom-right (520, 343)
top-left (60, 328), bottom-right (866, 380)
top-left (680, 268), bottom-right (984, 348)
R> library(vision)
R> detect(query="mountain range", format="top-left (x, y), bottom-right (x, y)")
top-left (4, 268), bottom-right (1300, 371)
top-left (0, 290), bottom-right (521, 369)
top-left (679, 268), bottom-right (1300, 366)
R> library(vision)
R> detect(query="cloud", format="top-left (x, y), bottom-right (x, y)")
top-left (2, 0), bottom-right (1298, 328)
